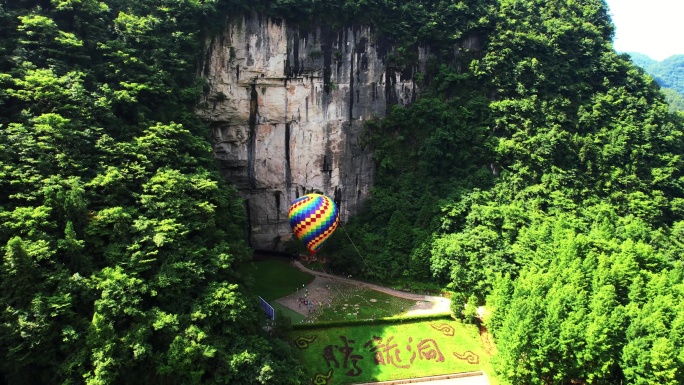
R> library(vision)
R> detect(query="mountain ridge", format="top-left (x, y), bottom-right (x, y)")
top-left (624, 51), bottom-right (684, 111)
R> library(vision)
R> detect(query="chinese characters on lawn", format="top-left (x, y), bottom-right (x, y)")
top-left (323, 336), bottom-right (364, 376)
top-left (317, 333), bottom-right (479, 380)
top-left (365, 336), bottom-right (444, 369)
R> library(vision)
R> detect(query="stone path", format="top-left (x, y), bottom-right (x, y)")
top-left (275, 261), bottom-right (451, 318)
top-left (352, 371), bottom-right (489, 385)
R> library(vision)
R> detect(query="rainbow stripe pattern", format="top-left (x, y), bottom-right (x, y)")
top-left (288, 193), bottom-right (340, 255)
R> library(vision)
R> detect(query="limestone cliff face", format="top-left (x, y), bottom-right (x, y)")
top-left (198, 14), bottom-right (424, 250)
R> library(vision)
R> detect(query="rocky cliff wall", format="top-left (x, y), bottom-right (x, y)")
top-left (198, 14), bottom-right (425, 250)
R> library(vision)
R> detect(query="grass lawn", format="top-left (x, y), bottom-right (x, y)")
top-left (291, 319), bottom-right (498, 385)
top-left (272, 302), bottom-right (306, 324)
top-left (246, 259), bottom-right (314, 301)
top-left (302, 261), bottom-right (326, 272)
top-left (309, 282), bottom-right (416, 322)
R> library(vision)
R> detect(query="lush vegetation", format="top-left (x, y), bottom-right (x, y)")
top-left (627, 52), bottom-right (684, 112)
top-left (0, 0), bottom-right (305, 384)
top-left (242, 259), bottom-right (313, 301)
top-left (628, 53), bottom-right (684, 96)
top-left (662, 87), bottom-right (684, 113)
top-left (291, 319), bottom-right (495, 384)
top-left (3, 0), bottom-right (684, 384)
top-left (324, 1), bottom-right (684, 384)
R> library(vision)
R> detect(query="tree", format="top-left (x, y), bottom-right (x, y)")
top-left (0, 1), bottom-right (306, 383)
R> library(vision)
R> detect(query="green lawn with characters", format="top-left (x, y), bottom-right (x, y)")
top-left (291, 319), bottom-right (496, 385)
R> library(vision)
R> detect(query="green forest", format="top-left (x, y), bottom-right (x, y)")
top-left (625, 52), bottom-right (684, 113)
top-left (1, 0), bottom-right (683, 384)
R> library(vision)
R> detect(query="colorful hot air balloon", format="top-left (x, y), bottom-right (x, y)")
top-left (288, 193), bottom-right (340, 255)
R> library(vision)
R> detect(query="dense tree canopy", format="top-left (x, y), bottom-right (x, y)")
top-left (629, 53), bottom-right (684, 97)
top-left (627, 52), bottom-right (684, 112)
top-left (2, 0), bottom-right (684, 384)
top-left (324, 0), bottom-right (684, 384)
top-left (0, 0), bottom-right (304, 384)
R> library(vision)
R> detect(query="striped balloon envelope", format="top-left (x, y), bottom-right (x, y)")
top-left (287, 193), bottom-right (340, 255)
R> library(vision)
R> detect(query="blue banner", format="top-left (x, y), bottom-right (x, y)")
top-left (258, 296), bottom-right (275, 320)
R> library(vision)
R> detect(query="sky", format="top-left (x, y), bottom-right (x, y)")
top-left (604, 0), bottom-right (684, 61)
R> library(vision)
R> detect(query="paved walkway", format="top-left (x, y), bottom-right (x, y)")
top-left (352, 371), bottom-right (489, 385)
top-left (276, 261), bottom-right (450, 318)
top-left (292, 261), bottom-right (447, 301)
